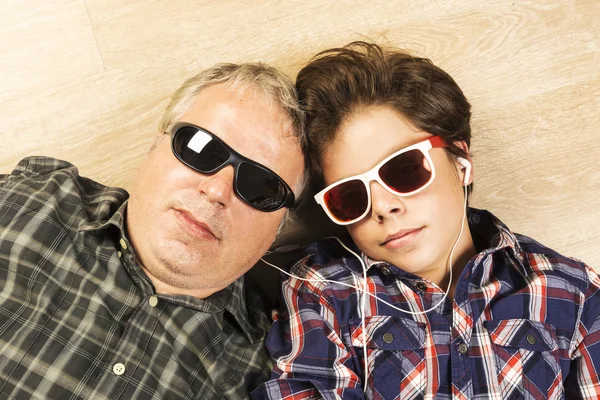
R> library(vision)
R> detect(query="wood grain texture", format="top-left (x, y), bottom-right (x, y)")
top-left (0, 0), bottom-right (104, 95)
top-left (1, 0), bottom-right (598, 268)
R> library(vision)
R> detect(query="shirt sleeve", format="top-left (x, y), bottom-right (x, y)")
top-left (1, 157), bottom-right (58, 197)
top-left (565, 264), bottom-right (600, 398)
top-left (251, 274), bottom-right (365, 400)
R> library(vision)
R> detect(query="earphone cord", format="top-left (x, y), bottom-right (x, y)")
top-left (260, 183), bottom-right (469, 392)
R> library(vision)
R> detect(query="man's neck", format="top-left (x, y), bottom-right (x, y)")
top-left (140, 264), bottom-right (228, 299)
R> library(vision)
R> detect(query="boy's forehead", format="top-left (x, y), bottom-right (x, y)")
top-left (335, 107), bottom-right (427, 155)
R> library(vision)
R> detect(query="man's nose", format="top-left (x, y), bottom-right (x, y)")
top-left (369, 181), bottom-right (406, 223)
top-left (197, 165), bottom-right (235, 208)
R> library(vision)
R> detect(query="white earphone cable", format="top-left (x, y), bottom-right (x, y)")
top-left (260, 182), bottom-right (469, 392)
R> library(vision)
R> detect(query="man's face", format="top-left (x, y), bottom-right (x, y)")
top-left (127, 83), bottom-right (304, 297)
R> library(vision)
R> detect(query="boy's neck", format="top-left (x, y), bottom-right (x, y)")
top-left (445, 244), bottom-right (478, 299)
top-left (420, 225), bottom-right (477, 300)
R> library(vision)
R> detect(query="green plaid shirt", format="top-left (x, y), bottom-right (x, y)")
top-left (0, 157), bottom-right (271, 399)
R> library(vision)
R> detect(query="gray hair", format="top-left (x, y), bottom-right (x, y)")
top-left (159, 63), bottom-right (310, 228)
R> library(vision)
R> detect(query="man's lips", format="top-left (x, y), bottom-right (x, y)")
top-left (174, 209), bottom-right (218, 240)
top-left (381, 227), bottom-right (423, 248)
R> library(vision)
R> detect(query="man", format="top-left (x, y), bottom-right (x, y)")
top-left (0, 62), bottom-right (306, 399)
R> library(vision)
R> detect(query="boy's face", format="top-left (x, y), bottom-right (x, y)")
top-left (321, 105), bottom-right (474, 285)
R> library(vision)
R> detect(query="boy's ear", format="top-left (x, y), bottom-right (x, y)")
top-left (457, 158), bottom-right (472, 186)
top-left (453, 140), bottom-right (470, 155)
top-left (453, 141), bottom-right (474, 186)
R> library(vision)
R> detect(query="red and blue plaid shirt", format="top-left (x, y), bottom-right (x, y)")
top-left (252, 209), bottom-right (600, 399)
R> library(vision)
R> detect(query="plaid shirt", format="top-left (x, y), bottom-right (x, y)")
top-left (0, 157), bottom-right (271, 400)
top-left (252, 208), bottom-right (600, 399)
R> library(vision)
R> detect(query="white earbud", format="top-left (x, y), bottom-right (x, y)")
top-left (457, 157), bottom-right (471, 186)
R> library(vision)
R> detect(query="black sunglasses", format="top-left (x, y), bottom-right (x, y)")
top-left (169, 122), bottom-right (295, 212)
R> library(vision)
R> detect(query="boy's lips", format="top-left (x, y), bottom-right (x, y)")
top-left (381, 227), bottom-right (423, 248)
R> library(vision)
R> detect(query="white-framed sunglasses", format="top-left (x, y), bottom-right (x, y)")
top-left (314, 136), bottom-right (448, 225)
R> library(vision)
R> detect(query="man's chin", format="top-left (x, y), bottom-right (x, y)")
top-left (151, 241), bottom-right (207, 270)
top-left (160, 234), bottom-right (212, 254)
top-left (144, 256), bottom-right (212, 289)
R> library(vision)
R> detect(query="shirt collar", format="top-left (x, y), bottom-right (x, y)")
top-left (78, 199), bottom-right (129, 234)
top-left (362, 252), bottom-right (387, 271)
top-left (467, 208), bottom-right (522, 253)
top-left (361, 207), bottom-right (526, 275)
top-left (159, 277), bottom-right (263, 343)
top-left (466, 207), bottom-right (527, 275)
top-left (225, 277), bottom-right (265, 343)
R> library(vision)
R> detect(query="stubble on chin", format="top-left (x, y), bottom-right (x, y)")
top-left (144, 237), bottom-right (216, 291)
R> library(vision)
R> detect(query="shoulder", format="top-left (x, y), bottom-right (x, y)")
top-left (3, 156), bottom-right (88, 189)
top-left (515, 233), bottom-right (595, 294)
top-left (3, 156), bottom-right (126, 197)
top-left (0, 156), bottom-right (128, 225)
top-left (2, 157), bottom-right (97, 188)
top-left (285, 237), bottom-right (364, 294)
top-left (7, 156), bottom-right (77, 177)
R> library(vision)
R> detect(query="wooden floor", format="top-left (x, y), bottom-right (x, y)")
top-left (1, 0), bottom-right (599, 268)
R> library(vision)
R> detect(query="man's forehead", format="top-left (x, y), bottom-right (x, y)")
top-left (178, 84), bottom-right (295, 166)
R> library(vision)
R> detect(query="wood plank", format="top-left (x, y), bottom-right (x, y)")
top-left (0, 60), bottom-right (199, 190)
top-left (0, 0), bottom-right (104, 95)
top-left (470, 77), bottom-right (600, 266)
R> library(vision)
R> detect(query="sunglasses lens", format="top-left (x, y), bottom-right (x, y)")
top-left (379, 149), bottom-right (432, 193)
top-left (172, 125), bottom-right (293, 212)
top-left (237, 162), bottom-right (289, 211)
top-left (324, 179), bottom-right (368, 223)
top-left (173, 126), bottom-right (230, 172)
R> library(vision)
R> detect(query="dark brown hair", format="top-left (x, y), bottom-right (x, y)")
top-left (296, 41), bottom-right (472, 191)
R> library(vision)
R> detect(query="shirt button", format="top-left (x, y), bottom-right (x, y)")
top-left (382, 332), bottom-right (394, 343)
top-left (416, 282), bottom-right (427, 292)
top-left (526, 333), bottom-right (537, 345)
top-left (458, 343), bottom-right (468, 354)
top-left (149, 296), bottom-right (158, 307)
top-left (119, 238), bottom-right (128, 250)
top-left (113, 363), bottom-right (125, 376)
top-left (381, 266), bottom-right (391, 275)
